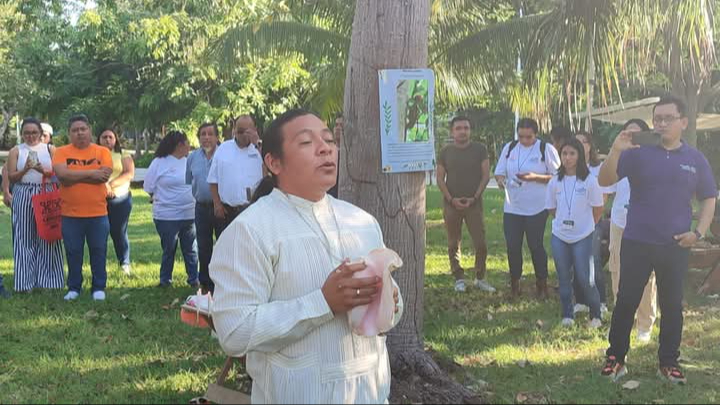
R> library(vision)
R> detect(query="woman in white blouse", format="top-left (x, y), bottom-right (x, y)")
top-left (545, 139), bottom-right (605, 328)
top-left (143, 131), bottom-right (199, 288)
top-left (211, 109), bottom-right (403, 404)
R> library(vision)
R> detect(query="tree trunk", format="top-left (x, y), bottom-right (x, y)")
top-left (340, 1), bottom-right (477, 403)
top-left (0, 108), bottom-right (15, 149)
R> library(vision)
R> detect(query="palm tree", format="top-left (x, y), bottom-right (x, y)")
top-left (439, 0), bottom-right (716, 143)
top-left (210, 0), bottom-right (518, 120)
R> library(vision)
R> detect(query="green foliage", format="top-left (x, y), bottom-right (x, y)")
top-left (134, 153), bottom-right (155, 169)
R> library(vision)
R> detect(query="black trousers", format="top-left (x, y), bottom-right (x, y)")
top-left (606, 238), bottom-right (689, 367)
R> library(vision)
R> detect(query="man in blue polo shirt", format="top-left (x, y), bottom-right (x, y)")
top-left (598, 96), bottom-right (717, 384)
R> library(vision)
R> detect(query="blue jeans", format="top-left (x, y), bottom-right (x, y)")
top-left (153, 219), bottom-right (199, 285)
top-left (573, 223), bottom-right (607, 305)
top-left (503, 211), bottom-right (550, 280)
top-left (107, 193), bottom-right (132, 266)
top-left (552, 234), bottom-right (601, 320)
top-left (63, 216), bottom-right (110, 293)
top-left (195, 203), bottom-right (222, 292)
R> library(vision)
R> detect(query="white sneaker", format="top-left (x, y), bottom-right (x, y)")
top-left (64, 291), bottom-right (80, 301)
top-left (455, 280), bottom-right (466, 293)
top-left (561, 318), bottom-right (575, 327)
top-left (474, 279), bottom-right (496, 293)
top-left (573, 304), bottom-right (589, 314)
top-left (601, 303), bottom-right (609, 317)
top-left (637, 330), bottom-right (652, 343)
top-left (122, 264), bottom-right (132, 275)
top-left (92, 291), bottom-right (106, 301)
top-left (589, 318), bottom-right (603, 329)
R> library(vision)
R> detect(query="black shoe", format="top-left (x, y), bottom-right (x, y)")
top-left (0, 287), bottom-right (10, 299)
top-left (189, 282), bottom-right (200, 289)
top-left (157, 282), bottom-right (171, 288)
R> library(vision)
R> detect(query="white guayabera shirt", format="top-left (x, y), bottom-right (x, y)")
top-left (210, 189), bottom-right (404, 404)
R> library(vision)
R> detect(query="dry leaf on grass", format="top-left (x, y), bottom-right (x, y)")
top-left (120, 294), bottom-right (131, 301)
top-left (622, 380), bottom-right (640, 390)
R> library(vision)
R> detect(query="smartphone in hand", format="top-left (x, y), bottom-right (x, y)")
top-left (631, 131), bottom-right (661, 146)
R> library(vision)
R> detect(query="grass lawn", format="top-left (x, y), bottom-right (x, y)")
top-left (0, 187), bottom-right (718, 404)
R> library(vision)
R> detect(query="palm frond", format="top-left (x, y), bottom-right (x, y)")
top-left (210, 20), bottom-right (350, 70)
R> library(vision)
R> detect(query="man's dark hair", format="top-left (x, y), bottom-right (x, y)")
top-left (155, 131), bottom-right (188, 158)
top-left (550, 126), bottom-right (573, 145)
top-left (335, 113), bottom-right (343, 120)
top-left (450, 116), bottom-right (471, 129)
top-left (517, 118), bottom-right (539, 134)
top-left (653, 95), bottom-right (687, 117)
top-left (197, 122), bottom-right (220, 138)
top-left (68, 114), bottom-right (90, 129)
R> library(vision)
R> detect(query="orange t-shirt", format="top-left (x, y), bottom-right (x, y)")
top-left (52, 144), bottom-right (113, 218)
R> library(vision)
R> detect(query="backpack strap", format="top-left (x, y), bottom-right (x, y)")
top-left (505, 140), bottom-right (520, 159)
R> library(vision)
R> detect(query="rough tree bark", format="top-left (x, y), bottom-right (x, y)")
top-left (339, 1), bottom-right (476, 403)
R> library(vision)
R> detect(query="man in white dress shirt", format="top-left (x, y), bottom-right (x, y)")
top-left (208, 114), bottom-right (264, 233)
top-left (211, 109), bottom-right (403, 404)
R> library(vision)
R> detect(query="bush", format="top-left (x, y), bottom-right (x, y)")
top-left (134, 153), bottom-right (155, 169)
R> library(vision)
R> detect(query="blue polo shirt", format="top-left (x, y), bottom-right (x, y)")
top-left (186, 148), bottom-right (214, 204)
top-left (618, 142), bottom-right (718, 245)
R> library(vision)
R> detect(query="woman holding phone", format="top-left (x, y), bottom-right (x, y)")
top-left (6, 117), bottom-right (65, 292)
top-left (545, 139), bottom-right (605, 327)
top-left (494, 118), bottom-right (561, 299)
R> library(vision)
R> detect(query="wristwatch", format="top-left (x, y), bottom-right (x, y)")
top-left (694, 230), bottom-right (703, 240)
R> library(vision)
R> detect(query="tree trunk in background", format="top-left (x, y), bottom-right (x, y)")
top-left (340, 1), bottom-right (476, 403)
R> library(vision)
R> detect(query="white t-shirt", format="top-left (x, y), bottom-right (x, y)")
top-left (608, 178), bottom-right (631, 229)
top-left (588, 163), bottom-right (614, 194)
top-left (494, 140), bottom-right (561, 216)
top-left (143, 156), bottom-right (195, 221)
top-left (207, 141), bottom-right (264, 206)
top-left (545, 174), bottom-right (604, 244)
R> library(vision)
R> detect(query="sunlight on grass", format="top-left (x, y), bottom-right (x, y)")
top-left (0, 187), bottom-right (718, 404)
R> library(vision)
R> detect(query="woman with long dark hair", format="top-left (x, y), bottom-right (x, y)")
top-left (143, 131), bottom-right (199, 288)
top-left (211, 109), bottom-right (402, 403)
top-left (98, 128), bottom-right (135, 275)
top-left (6, 117), bottom-right (65, 292)
top-left (572, 130), bottom-right (609, 316)
top-left (545, 139), bottom-right (605, 328)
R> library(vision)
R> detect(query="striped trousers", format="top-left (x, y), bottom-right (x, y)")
top-left (11, 183), bottom-right (65, 292)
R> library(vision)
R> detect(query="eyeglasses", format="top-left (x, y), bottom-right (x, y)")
top-left (652, 115), bottom-right (682, 125)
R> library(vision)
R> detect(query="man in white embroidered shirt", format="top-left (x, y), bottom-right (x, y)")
top-left (210, 109), bottom-right (403, 404)
top-left (207, 114), bottom-right (264, 233)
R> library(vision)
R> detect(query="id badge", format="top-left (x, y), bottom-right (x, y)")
top-left (562, 220), bottom-right (575, 230)
top-left (510, 178), bottom-right (523, 188)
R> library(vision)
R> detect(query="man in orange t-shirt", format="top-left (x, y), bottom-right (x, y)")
top-left (52, 114), bottom-right (113, 302)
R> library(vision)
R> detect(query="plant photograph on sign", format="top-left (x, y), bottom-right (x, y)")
top-left (396, 79), bottom-right (430, 143)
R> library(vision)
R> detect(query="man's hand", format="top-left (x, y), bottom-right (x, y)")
top-left (611, 130), bottom-right (640, 154)
top-left (90, 168), bottom-right (112, 183)
top-left (451, 198), bottom-right (468, 211)
top-left (322, 260), bottom-right (381, 315)
top-left (674, 232), bottom-right (699, 248)
top-left (213, 201), bottom-right (227, 220)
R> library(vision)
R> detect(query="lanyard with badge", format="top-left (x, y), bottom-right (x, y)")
top-left (562, 177), bottom-right (578, 230)
top-left (510, 142), bottom-right (537, 188)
